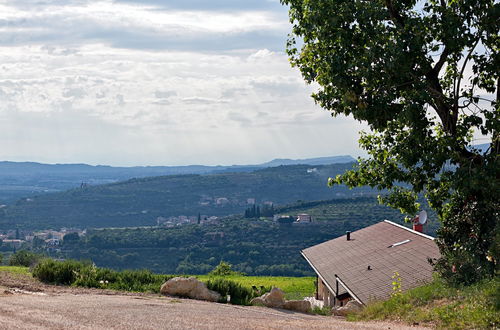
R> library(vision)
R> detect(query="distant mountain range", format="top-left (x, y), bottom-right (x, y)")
top-left (0, 155), bottom-right (355, 203)
top-left (0, 155), bottom-right (355, 177)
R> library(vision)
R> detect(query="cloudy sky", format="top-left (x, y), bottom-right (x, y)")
top-left (0, 0), bottom-right (366, 166)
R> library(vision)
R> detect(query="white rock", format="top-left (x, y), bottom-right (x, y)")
top-left (251, 287), bottom-right (285, 308)
top-left (332, 300), bottom-right (363, 316)
top-left (160, 277), bottom-right (221, 302)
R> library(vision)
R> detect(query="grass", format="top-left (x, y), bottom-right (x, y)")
top-left (29, 258), bottom-right (315, 303)
top-left (0, 266), bottom-right (31, 276)
top-left (195, 275), bottom-right (315, 300)
top-left (348, 275), bottom-right (500, 329)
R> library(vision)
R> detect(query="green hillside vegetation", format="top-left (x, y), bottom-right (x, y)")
top-left (274, 198), bottom-right (439, 235)
top-left (0, 156), bottom-right (355, 203)
top-left (59, 197), bottom-right (408, 275)
top-left (29, 260), bottom-right (314, 304)
top-left (0, 163), bottom-right (380, 230)
top-left (349, 276), bottom-right (499, 329)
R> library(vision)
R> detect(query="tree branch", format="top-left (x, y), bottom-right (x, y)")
top-left (455, 38), bottom-right (480, 113)
top-left (385, 0), bottom-right (405, 27)
top-left (432, 47), bottom-right (449, 75)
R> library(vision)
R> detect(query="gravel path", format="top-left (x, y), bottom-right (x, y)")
top-left (0, 272), bottom-right (429, 329)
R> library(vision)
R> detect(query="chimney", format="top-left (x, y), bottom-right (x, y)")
top-left (413, 223), bottom-right (423, 233)
top-left (346, 231), bottom-right (351, 241)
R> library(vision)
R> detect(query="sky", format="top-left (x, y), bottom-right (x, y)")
top-left (0, 0), bottom-right (367, 166)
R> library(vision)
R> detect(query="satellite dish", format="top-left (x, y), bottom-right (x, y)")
top-left (418, 210), bottom-right (428, 225)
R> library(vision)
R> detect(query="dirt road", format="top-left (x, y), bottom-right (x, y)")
top-left (0, 272), bottom-right (428, 329)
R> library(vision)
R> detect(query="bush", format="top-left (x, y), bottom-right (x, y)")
top-left (205, 278), bottom-right (257, 305)
top-left (32, 258), bottom-right (174, 293)
top-left (208, 261), bottom-right (244, 276)
top-left (312, 306), bottom-right (332, 316)
top-left (9, 250), bottom-right (44, 267)
top-left (33, 259), bottom-right (89, 285)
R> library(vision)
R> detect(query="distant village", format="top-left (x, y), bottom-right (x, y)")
top-left (0, 228), bottom-right (85, 252)
top-left (0, 195), bottom-right (315, 253)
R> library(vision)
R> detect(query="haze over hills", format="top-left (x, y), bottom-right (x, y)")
top-left (0, 155), bottom-right (355, 204)
top-left (0, 163), bottom-right (380, 230)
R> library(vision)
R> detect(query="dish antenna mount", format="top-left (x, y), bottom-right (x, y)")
top-left (417, 210), bottom-right (427, 225)
top-left (412, 210), bottom-right (428, 225)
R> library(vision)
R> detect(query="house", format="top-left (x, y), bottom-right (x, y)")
top-left (301, 220), bottom-right (440, 307)
top-left (1, 239), bottom-right (24, 248)
top-left (296, 213), bottom-right (313, 223)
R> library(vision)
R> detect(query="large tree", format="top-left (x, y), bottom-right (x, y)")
top-left (281, 0), bottom-right (499, 284)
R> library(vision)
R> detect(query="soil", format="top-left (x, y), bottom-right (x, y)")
top-left (0, 271), bottom-right (430, 329)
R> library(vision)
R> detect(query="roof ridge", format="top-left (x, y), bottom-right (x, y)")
top-left (383, 220), bottom-right (435, 240)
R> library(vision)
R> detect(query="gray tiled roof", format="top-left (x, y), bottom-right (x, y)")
top-left (302, 221), bottom-right (441, 304)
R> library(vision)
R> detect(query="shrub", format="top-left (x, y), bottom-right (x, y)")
top-left (312, 306), bottom-right (332, 316)
top-left (32, 258), bottom-right (173, 293)
top-left (33, 259), bottom-right (90, 285)
top-left (208, 261), bottom-right (244, 276)
top-left (205, 278), bottom-right (257, 305)
top-left (9, 250), bottom-right (44, 267)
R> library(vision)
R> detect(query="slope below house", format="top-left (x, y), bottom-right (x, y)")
top-left (301, 221), bottom-right (441, 307)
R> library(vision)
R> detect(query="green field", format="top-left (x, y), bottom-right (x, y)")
top-left (0, 266), bottom-right (31, 276)
top-left (195, 275), bottom-right (315, 300)
top-left (0, 265), bottom-right (314, 300)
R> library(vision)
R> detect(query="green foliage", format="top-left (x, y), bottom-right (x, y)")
top-left (348, 276), bottom-right (500, 329)
top-left (196, 275), bottom-right (315, 300)
top-left (32, 258), bottom-right (174, 292)
top-left (63, 232), bottom-right (80, 243)
top-left (244, 204), bottom-right (275, 218)
top-left (0, 164), bottom-right (379, 230)
top-left (208, 261), bottom-right (244, 276)
top-left (434, 197), bottom-right (499, 286)
top-left (311, 306), bottom-right (332, 316)
top-left (0, 253), bottom-right (3, 264)
top-left (31, 258), bottom-right (313, 305)
top-left (8, 250), bottom-right (44, 267)
top-left (62, 198), bottom-right (407, 276)
top-left (0, 266), bottom-right (31, 276)
top-left (32, 258), bottom-right (89, 285)
top-left (282, 0), bottom-right (499, 284)
top-left (391, 271), bottom-right (402, 297)
top-left (205, 278), bottom-right (259, 305)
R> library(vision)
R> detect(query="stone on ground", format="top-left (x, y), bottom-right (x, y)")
top-left (283, 300), bottom-right (311, 313)
top-left (332, 300), bottom-right (363, 316)
top-left (251, 287), bottom-right (311, 313)
top-left (263, 287), bottom-right (286, 308)
top-left (160, 277), bottom-right (221, 302)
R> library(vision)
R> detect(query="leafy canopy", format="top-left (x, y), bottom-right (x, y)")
top-left (281, 0), bottom-right (499, 283)
top-left (209, 261), bottom-right (245, 276)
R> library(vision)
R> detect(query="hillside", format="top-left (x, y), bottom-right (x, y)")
top-left (349, 276), bottom-right (499, 329)
top-left (274, 198), bottom-right (440, 235)
top-left (0, 163), bottom-right (377, 230)
top-left (0, 156), bottom-right (355, 203)
top-left (52, 197), bottom-right (410, 276)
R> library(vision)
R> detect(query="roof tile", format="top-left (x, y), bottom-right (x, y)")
top-left (302, 221), bottom-right (441, 304)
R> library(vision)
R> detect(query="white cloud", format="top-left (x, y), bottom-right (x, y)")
top-left (0, 1), bottom-right (365, 165)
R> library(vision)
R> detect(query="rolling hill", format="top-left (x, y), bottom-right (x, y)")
top-left (0, 155), bottom-right (355, 204)
top-left (0, 163), bottom-right (378, 230)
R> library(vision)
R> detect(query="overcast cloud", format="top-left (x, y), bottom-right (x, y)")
top-left (0, 0), bottom-right (366, 166)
